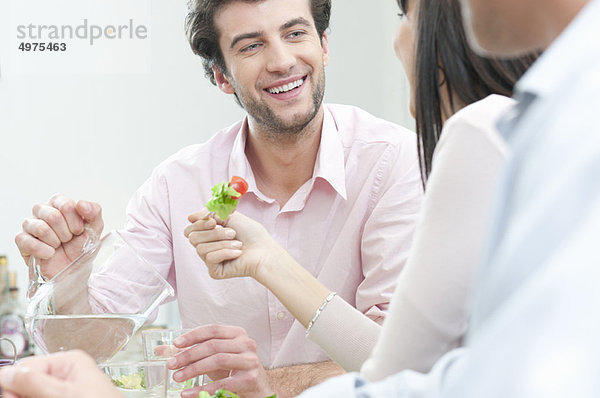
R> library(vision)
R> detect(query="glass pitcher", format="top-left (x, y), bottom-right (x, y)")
top-left (25, 228), bottom-right (174, 363)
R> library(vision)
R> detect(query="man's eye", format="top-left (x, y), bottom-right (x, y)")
top-left (241, 43), bottom-right (261, 53)
top-left (287, 31), bottom-right (305, 39)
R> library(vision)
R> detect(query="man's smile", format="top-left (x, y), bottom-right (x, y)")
top-left (264, 76), bottom-right (307, 99)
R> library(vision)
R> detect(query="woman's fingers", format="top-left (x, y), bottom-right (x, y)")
top-left (204, 248), bottom-right (243, 266)
top-left (187, 208), bottom-right (212, 224)
top-left (184, 218), bottom-right (217, 237)
top-left (187, 227), bottom-right (236, 246)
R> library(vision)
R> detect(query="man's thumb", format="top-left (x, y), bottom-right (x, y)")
top-left (76, 200), bottom-right (104, 236)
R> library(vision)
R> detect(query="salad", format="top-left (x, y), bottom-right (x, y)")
top-left (197, 390), bottom-right (276, 398)
top-left (206, 176), bottom-right (249, 219)
top-left (112, 371), bottom-right (146, 389)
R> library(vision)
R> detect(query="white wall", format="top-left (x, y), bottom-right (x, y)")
top-left (0, 0), bottom-right (412, 326)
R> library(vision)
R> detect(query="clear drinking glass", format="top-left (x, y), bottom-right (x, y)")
top-left (142, 329), bottom-right (204, 396)
top-left (0, 337), bottom-right (16, 366)
top-left (25, 229), bottom-right (175, 363)
top-left (101, 360), bottom-right (168, 398)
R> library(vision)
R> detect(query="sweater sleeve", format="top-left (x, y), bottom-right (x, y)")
top-left (362, 96), bottom-right (512, 379)
top-left (306, 295), bottom-right (381, 371)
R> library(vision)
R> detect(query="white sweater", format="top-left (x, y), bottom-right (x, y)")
top-left (307, 95), bottom-right (514, 376)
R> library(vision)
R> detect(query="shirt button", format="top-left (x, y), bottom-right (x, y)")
top-left (276, 311), bottom-right (286, 320)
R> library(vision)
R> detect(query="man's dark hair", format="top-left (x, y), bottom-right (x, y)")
top-left (409, 0), bottom-right (539, 183)
top-left (185, 0), bottom-right (332, 85)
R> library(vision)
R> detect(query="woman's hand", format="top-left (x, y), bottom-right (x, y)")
top-left (185, 209), bottom-right (331, 329)
top-left (185, 209), bottom-right (283, 282)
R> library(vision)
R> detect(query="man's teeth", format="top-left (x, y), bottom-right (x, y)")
top-left (267, 78), bottom-right (304, 94)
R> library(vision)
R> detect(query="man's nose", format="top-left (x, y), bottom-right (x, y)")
top-left (265, 41), bottom-right (296, 73)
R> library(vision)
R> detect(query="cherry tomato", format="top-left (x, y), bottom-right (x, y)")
top-left (229, 176), bottom-right (248, 197)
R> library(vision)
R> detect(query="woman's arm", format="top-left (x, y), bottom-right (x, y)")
top-left (185, 209), bottom-right (381, 371)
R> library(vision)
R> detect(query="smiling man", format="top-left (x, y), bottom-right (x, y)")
top-left (15, 0), bottom-right (421, 397)
top-left (170, 1), bottom-right (421, 396)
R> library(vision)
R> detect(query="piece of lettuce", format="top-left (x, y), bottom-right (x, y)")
top-left (196, 389), bottom-right (238, 398)
top-left (183, 378), bottom-right (196, 388)
top-left (206, 182), bottom-right (242, 220)
top-left (112, 370), bottom-right (146, 390)
top-left (197, 389), bottom-right (276, 398)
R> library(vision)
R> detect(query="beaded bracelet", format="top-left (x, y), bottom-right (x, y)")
top-left (305, 292), bottom-right (337, 334)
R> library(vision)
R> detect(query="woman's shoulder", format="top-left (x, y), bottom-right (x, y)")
top-left (446, 94), bottom-right (516, 130)
top-left (436, 95), bottom-right (514, 154)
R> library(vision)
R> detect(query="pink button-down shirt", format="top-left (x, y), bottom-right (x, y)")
top-left (120, 104), bottom-right (422, 368)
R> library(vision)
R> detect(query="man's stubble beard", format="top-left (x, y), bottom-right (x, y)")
top-left (233, 70), bottom-right (326, 141)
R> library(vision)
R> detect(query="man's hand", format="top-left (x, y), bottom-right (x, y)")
top-left (15, 194), bottom-right (104, 280)
top-left (0, 350), bottom-right (121, 398)
top-left (168, 324), bottom-right (275, 398)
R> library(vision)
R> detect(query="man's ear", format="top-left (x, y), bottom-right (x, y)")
top-left (321, 33), bottom-right (330, 67)
top-left (213, 65), bottom-right (235, 94)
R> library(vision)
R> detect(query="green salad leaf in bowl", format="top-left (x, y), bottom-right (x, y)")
top-left (197, 389), bottom-right (276, 398)
top-left (112, 370), bottom-right (146, 390)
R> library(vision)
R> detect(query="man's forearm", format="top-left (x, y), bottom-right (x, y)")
top-left (266, 360), bottom-right (345, 398)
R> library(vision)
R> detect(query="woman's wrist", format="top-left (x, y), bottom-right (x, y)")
top-left (253, 242), bottom-right (294, 287)
top-left (306, 292), bottom-right (337, 333)
top-left (253, 242), bottom-right (331, 326)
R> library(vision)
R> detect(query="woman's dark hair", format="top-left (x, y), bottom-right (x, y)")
top-left (412, 0), bottom-right (539, 184)
top-left (185, 0), bottom-right (332, 85)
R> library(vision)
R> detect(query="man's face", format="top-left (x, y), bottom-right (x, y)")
top-left (459, 0), bottom-right (547, 56)
top-left (213, 0), bottom-right (329, 136)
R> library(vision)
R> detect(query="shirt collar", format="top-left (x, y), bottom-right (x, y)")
top-left (313, 105), bottom-right (348, 200)
top-left (227, 105), bottom-right (348, 202)
top-left (496, 91), bottom-right (537, 143)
